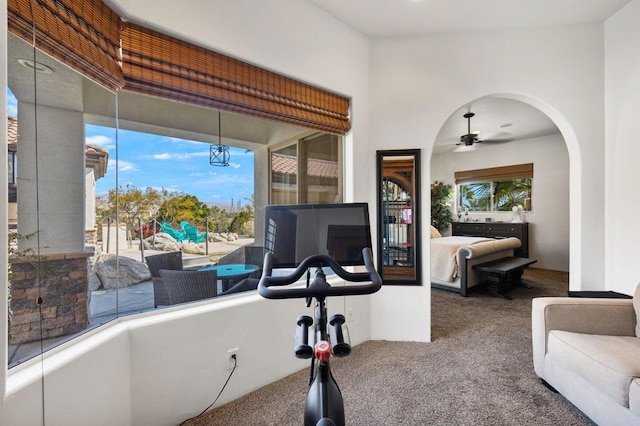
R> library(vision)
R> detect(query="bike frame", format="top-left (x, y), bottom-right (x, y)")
top-left (258, 249), bottom-right (381, 426)
top-left (304, 293), bottom-right (344, 426)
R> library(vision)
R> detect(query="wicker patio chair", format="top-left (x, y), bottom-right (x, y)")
top-left (158, 269), bottom-right (218, 305)
top-left (145, 251), bottom-right (183, 307)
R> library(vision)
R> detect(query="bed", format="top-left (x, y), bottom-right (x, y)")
top-left (430, 226), bottom-right (522, 296)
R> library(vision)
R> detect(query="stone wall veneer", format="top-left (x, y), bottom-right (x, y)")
top-left (9, 250), bottom-right (92, 345)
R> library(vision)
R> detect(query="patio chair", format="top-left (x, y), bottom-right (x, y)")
top-left (159, 222), bottom-right (186, 242)
top-left (145, 251), bottom-right (183, 307)
top-left (180, 221), bottom-right (207, 243)
top-left (159, 269), bottom-right (218, 305)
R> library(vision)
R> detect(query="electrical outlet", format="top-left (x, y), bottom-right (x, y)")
top-left (227, 348), bottom-right (239, 370)
top-left (347, 307), bottom-right (354, 323)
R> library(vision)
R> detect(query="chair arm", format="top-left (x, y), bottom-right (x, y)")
top-left (531, 297), bottom-right (636, 377)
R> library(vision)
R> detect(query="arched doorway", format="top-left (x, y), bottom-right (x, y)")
top-left (428, 94), bottom-right (573, 299)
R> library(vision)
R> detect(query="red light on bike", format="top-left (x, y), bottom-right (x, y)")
top-left (315, 340), bottom-right (332, 361)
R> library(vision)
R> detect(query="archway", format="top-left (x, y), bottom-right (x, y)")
top-left (428, 93), bottom-right (576, 299)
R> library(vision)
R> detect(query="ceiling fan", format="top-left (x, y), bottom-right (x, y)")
top-left (458, 112), bottom-right (480, 146)
top-left (457, 112), bottom-right (512, 147)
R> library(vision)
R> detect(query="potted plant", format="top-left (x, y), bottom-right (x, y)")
top-left (431, 180), bottom-right (454, 232)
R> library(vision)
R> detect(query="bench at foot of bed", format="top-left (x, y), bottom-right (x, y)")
top-left (473, 257), bottom-right (537, 299)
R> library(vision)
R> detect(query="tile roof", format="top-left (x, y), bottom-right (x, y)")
top-left (271, 152), bottom-right (338, 179)
top-left (7, 115), bottom-right (17, 147)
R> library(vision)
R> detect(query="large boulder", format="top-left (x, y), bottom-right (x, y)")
top-left (92, 253), bottom-right (151, 290)
top-left (88, 268), bottom-right (103, 291)
top-left (142, 232), bottom-right (181, 252)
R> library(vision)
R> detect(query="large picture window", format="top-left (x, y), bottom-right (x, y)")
top-left (455, 163), bottom-right (533, 212)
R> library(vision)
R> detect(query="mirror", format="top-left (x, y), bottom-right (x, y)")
top-left (376, 149), bottom-right (421, 285)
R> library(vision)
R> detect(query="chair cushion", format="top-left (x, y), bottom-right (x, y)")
top-left (548, 330), bottom-right (640, 407)
top-left (634, 283), bottom-right (640, 337)
top-left (430, 225), bottom-right (442, 239)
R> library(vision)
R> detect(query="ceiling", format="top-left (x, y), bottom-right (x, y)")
top-left (432, 98), bottom-right (561, 155)
top-left (307, 0), bottom-right (631, 154)
top-left (307, 0), bottom-right (631, 37)
top-left (12, 1), bottom-right (631, 152)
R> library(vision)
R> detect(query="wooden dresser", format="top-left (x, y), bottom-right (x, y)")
top-left (451, 222), bottom-right (529, 258)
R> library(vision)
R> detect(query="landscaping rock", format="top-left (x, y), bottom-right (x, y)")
top-left (88, 268), bottom-right (103, 291)
top-left (92, 253), bottom-right (151, 289)
top-left (142, 232), bottom-right (181, 252)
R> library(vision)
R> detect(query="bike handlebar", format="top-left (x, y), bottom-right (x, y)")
top-left (258, 248), bottom-right (382, 299)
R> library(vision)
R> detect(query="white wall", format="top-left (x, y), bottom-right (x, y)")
top-left (369, 24), bottom-right (605, 292)
top-left (431, 134), bottom-right (570, 271)
top-left (605, 0), bottom-right (640, 295)
top-left (3, 283), bottom-right (372, 425)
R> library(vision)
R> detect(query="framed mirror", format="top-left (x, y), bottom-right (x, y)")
top-left (376, 149), bottom-right (421, 285)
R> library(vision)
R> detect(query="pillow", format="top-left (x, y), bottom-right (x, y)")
top-left (430, 225), bottom-right (442, 239)
top-left (634, 283), bottom-right (640, 337)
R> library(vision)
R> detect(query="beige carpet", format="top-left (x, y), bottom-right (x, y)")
top-left (183, 268), bottom-right (594, 426)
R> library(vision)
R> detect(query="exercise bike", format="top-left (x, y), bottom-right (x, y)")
top-left (258, 247), bottom-right (382, 426)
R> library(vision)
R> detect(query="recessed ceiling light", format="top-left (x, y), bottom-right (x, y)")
top-left (17, 58), bottom-right (54, 74)
top-left (499, 123), bottom-right (512, 128)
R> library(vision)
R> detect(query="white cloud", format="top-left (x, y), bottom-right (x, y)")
top-left (116, 160), bottom-right (138, 173)
top-left (85, 135), bottom-right (114, 147)
top-left (152, 151), bottom-right (209, 160)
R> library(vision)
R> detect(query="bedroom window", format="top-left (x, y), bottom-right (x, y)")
top-left (455, 163), bottom-right (533, 212)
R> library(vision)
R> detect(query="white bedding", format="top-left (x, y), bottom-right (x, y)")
top-left (430, 236), bottom-right (494, 282)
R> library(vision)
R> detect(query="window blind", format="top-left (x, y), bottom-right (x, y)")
top-left (8, 1), bottom-right (352, 134)
top-left (121, 23), bottom-right (351, 134)
top-left (454, 163), bottom-right (533, 185)
top-left (7, 0), bottom-right (124, 91)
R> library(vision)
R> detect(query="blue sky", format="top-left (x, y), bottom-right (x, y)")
top-left (8, 88), bottom-right (255, 207)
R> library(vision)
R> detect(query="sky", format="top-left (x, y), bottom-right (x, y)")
top-left (8, 88), bottom-right (255, 207)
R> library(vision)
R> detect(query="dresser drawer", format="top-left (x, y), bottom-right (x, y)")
top-left (452, 222), bottom-right (486, 236)
top-left (485, 224), bottom-right (523, 237)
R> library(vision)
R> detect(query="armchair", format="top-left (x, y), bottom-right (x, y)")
top-left (159, 269), bottom-right (218, 305)
top-left (532, 288), bottom-right (640, 425)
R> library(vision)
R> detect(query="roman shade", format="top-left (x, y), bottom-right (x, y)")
top-left (7, 0), bottom-right (124, 91)
top-left (454, 163), bottom-right (533, 185)
top-left (8, 1), bottom-right (351, 134)
top-left (121, 23), bottom-right (351, 134)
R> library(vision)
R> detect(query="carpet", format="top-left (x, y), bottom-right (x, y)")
top-left (184, 268), bottom-right (594, 425)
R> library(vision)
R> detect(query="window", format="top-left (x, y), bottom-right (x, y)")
top-left (455, 163), bottom-right (533, 212)
top-left (270, 133), bottom-right (342, 205)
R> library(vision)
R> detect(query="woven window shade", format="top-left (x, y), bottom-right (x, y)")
top-left (8, 0), bottom-right (124, 91)
top-left (121, 23), bottom-right (351, 134)
top-left (454, 163), bottom-right (533, 185)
